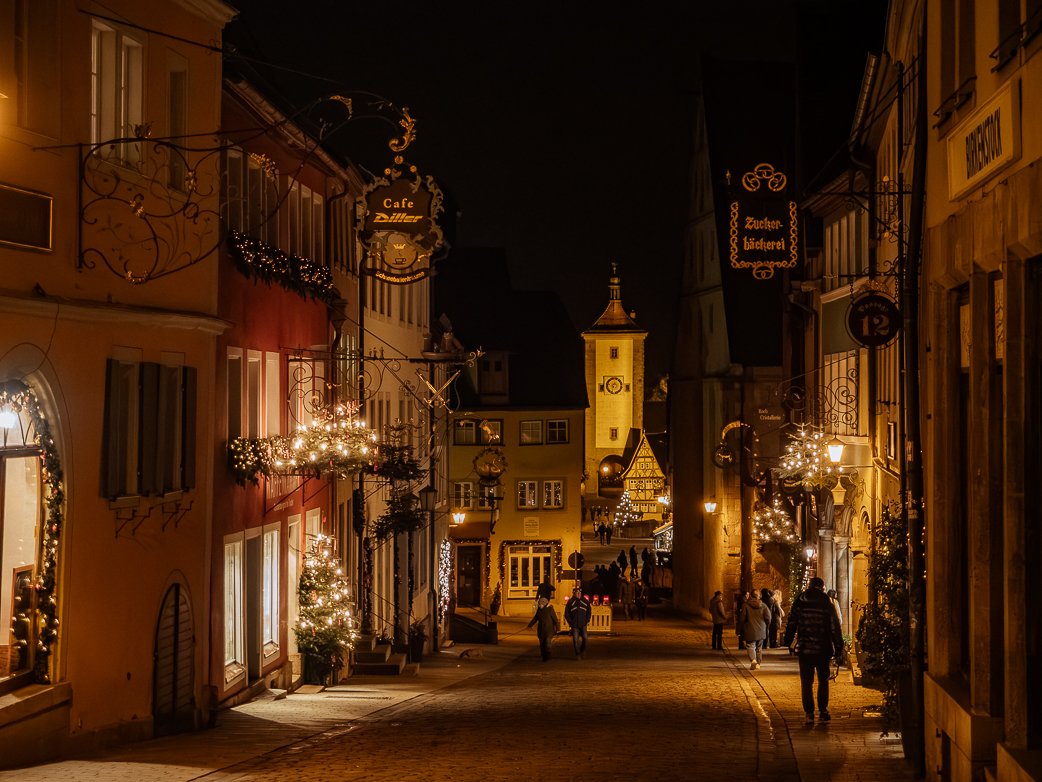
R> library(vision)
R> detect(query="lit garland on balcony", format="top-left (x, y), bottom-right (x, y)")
top-left (227, 229), bottom-right (339, 304)
top-left (0, 381), bottom-right (64, 685)
top-left (753, 498), bottom-right (797, 546)
top-left (775, 427), bottom-right (843, 489)
top-left (228, 405), bottom-right (376, 486)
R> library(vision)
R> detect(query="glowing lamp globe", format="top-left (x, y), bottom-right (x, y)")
top-left (826, 436), bottom-right (845, 464)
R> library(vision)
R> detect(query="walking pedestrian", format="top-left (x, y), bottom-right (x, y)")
top-left (735, 590), bottom-right (749, 650)
top-left (738, 590), bottom-right (771, 669)
top-left (710, 590), bottom-right (728, 649)
top-left (641, 547), bottom-right (656, 587)
top-left (759, 588), bottom-right (779, 648)
top-left (536, 579), bottom-right (556, 602)
top-left (565, 587), bottom-right (592, 659)
top-left (597, 523), bottom-right (606, 545)
top-left (827, 589), bottom-right (843, 626)
top-left (618, 574), bottom-right (636, 620)
top-left (634, 579), bottom-right (648, 620)
top-left (783, 577), bottom-right (844, 724)
top-left (629, 546), bottom-right (639, 578)
top-left (772, 589), bottom-right (786, 647)
top-left (527, 597), bottom-right (560, 661)
top-left (605, 523), bottom-right (613, 545)
top-left (765, 588), bottom-right (783, 648)
top-left (617, 548), bottom-right (628, 573)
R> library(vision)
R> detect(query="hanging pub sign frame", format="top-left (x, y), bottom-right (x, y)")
top-left (358, 157), bottom-right (445, 284)
top-left (846, 290), bottom-right (902, 348)
top-left (728, 163), bottom-right (799, 280)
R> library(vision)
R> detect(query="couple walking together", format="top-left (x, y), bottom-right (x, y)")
top-left (528, 587), bottom-right (593, 661)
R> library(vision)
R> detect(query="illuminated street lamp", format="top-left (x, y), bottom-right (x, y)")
top-left (452, 511), bottom-right (466, 525)
top-left (806, 546), bottom-right (816, 561)
top-left (826, 436), bottom-right (845, 464)
top-left (704, 500), bottom-right (717, 513)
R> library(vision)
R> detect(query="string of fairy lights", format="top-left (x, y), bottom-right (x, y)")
top-left (295, 533), bottom-right (356, 669)
top-left (227, 229), bottom-right (339, 304)
top-left (752, 498), bottom-right (797, 545)
top-left (776, 426), bottom-right (844, 488)
top-left (229, 404), bottom-right (377, 485)
top-left (0, 382), bottom-right (64, 685)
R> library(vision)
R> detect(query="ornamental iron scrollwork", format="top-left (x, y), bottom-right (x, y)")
top-left (79, 136), bottom-right (223, 283)
top-left (778, 349), bottom-right (860, 435)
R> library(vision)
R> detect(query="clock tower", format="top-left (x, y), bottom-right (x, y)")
top-left (583, 265), bottom-right (646, 501)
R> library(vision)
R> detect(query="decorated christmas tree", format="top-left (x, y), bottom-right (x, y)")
top-left (752, 497), bottom-right (797, 547)
top-left (615, 490), bottom-right (640, 527)
top-left (294, 533), bottom-right (356, 684)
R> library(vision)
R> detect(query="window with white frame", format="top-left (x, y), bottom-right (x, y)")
top-left (508, 544), bottom-right (554, 599)
top-left (265, 352), bottom-right (280, 436)
top-left (222, 148), bottom-right (277, 244)
top-left (454, 420), bottom-right (476, 445)
top-left (520, 420), bottom-right (542, 445)
top-left (476, 484), bottom-right (495, 509)
top-left (542, 479), bottom-right (564, 509)
top-left (517, 480), bottom-right (537, 509)
top-left (329, 195), bottom-right (354, 273)
top-left (287, 182), bottom-right (324, 262)
top-left (547, 419), bottom-right (568, 444)
top-left (224, 539), bottom-right (245, 678)
top-left (90, 20), bottom-right (143, 166)
top-left (454, 481), bottom-right (473, 509)
top-left (229, 347), bottom-right (282, 440)
top-left (262, 529), bottom-right (279, 656)
top-left (287, 518), bottom-right (300, 653)
top-left (167, 54), bottom-right (188, 191)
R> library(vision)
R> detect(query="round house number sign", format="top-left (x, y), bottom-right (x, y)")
top-left (846, 292), bottom-right (902, 348)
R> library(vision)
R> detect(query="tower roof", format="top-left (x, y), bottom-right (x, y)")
top-left (584, 264), bottom-right (646, 335)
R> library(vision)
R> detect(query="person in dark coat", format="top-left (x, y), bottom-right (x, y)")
top-left (617, 549), bottom-right (628, 573)
top-left (739, 591), bottom-right (771, 669)
top-left (629, 546), bottom-right (639, 577)
top-left (783, 577), bottom-right (844, 724)
top-left (634, 579), bottom-right (648, 620)
top-left (527, 597), bottom-right (560, 661)
top-left (710, 591), bottom-right (728, 649)
top-left (597, 523), bottom-right (606, 545)
top-left (641, 547), bottom-right (656, 587)
top-left (735, 591), bottom-right (749, 649)
top-left (763, 587), bottom-right (783, 647)
top-left (565, 588), bottom-right (593, 659)
top-left (618, 575), bottom-right (636, 620)
top-left (605, 523), bottom-right (613, 545)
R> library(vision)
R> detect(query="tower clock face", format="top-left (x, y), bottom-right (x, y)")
top-left (605, 377), bottom-right (623, 395)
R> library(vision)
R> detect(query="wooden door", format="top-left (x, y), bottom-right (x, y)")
top-left (457, 546), bottom-right (481, 606)
top-left (153, 583), bottom-right (194, 736)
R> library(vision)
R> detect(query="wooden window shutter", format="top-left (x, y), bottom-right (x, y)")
top-left (182, 366), bottom-right (197, 489)
top-left (140, 361), bottom-right (160, 496)
top-left (100, 358), bottom-right (122, 498)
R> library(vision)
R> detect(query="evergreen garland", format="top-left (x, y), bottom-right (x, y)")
top-left (0, 381), bottom-right (65, 685)
top-left (294, 534), bottom-right (356, 683)
top-left (227, 230), bottom-right (339, 303)
top-left (370, 422), bottom-right (428, 540)
top-left (854, 502), bottom-right (910, 729)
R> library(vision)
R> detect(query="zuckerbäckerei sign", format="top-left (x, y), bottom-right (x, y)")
top-left (947, 81), bottom-right (1021, 201)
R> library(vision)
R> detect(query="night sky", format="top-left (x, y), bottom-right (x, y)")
top-left (227, 1), bottom-right (886, 382)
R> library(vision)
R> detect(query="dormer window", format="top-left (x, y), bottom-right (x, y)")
top-left (478, 352), bottom-right (507, 395)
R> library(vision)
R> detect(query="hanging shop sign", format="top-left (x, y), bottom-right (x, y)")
top-left (947, 80), bottom-right (1021, 202)
top-left (846, 291), bottom-right (901, 348)
top-left (359, 165), bottom-right (445, 284)
top-left (729, 163), bottom-right (798, 280)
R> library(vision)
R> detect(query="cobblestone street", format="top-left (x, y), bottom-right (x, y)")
top-left (4, 608), bottom-right (913, 782)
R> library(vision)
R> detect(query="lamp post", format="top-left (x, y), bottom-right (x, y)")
top-left (418, 484), bottom-right (437, 653)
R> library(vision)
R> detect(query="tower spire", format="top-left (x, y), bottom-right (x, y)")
top-left (609, 263), bottom-right (620, 301)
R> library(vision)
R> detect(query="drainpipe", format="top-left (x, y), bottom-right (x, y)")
top-left (903, 11), bottom-right (928, 777)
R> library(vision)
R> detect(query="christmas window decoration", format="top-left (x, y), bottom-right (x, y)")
top-left (227, 229), bottom-right (339, 304)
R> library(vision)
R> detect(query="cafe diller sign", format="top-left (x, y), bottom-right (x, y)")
top-left (729, 164), bottom-right (799, 280)
top-left (360, 171), bottom-right (445, 284)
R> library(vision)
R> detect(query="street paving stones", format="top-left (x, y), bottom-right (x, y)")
top-left (3, 607), bottom-right (913, 782)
